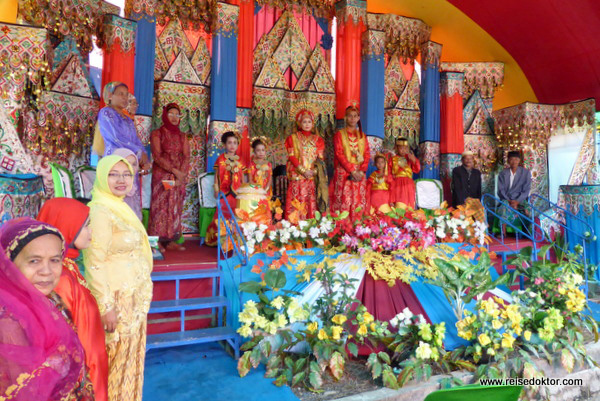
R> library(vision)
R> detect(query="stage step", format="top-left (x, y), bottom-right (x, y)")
top-left (151, 268), bottom-right (221, 281)
top-left (146, 326), bottom-right (237, 350)
top-left (149, 296), bottom-right (228, 314)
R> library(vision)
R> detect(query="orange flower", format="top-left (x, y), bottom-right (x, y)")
top-left (251, 259), bottom-right (265, 274)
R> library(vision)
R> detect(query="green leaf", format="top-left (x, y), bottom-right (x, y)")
top-left (347, 342), bottom-right (358, 358)
top-left (294, 358), bottom-right (307, 373)
top-left (309, 361), bottom-right (323, 389)
top-left (239, 281), bottom-right (263, 294)
top-left (274, 374), bottom-right (288, 387)
top-left (265, 269), bottom-right (286, 289)
top-left (378, 351), bottom-right (391, 365)
top-left (397, 366), bottom-right (414, 387)
top-left (260, 340), bottom-right (272, 359)
top-left (455, 360), bottom-right (476, 372)
top-left (561, 349), bottom-right (575, 373)
top-left (237, 352), bottom-right (252, 377)
top-left (372, 362), bottom-right (382, 379)
top-left (284, 356), bottom-right (294, 370)
top-left (315, 211), bottom-right (322, 221)
top-left (240, 335), bottom-right (264, 351)
top-left (423, 364), bottom-right (432, 379)
top-left (329, 351), bottom-right (345, 380)
top-left (382, 368), bottom-right (400, 389)
top-left (292, 371), bottom-right (306, 387)
top-left (250, 346), bottom-right (262, 368)
top-left (258, 293), bottom-right (271, 305)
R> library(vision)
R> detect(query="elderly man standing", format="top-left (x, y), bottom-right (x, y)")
top-left (497, 150), bottom-right (532, 234)
top-left (451, 151), bottom-right (482, 207)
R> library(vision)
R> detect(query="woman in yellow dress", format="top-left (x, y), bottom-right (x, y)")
top-left (83, 155), bottom-right (153, 401)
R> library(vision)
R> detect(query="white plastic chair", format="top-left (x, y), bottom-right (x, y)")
top-left (197, 173), bottom-right (217, 241)
top-left (415, 178), bottom-right (443, 209)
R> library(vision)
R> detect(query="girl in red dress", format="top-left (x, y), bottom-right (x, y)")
top-left (330, 105), bottom-right (370, 220)
top-left (389, 137), bottom-right (421, 209)
top-left (247, 138), bottom-right (273, 197)
top-left (285, 110), bottom-right (325, 220)
top-left (205, 131), bottom-right (245, 246)
top-left (368, 153), bottom-right (393, 212)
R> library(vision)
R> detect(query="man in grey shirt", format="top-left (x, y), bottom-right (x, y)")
top-left (497, 150), bottom-right (532, 235)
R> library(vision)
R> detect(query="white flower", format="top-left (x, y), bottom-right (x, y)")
top-left (435, 229), bottom-right (446, 239)
top-left (308, 227), bottom-right (321, 238)
top-left (258, 224), bottom-right (268, 232)
top-left (269, 231), bottom-right (277, 240)
top-left (255, 231), bottom-right (265, 243)
top-left (298, 221), bottom-right (309, 230)
top-left (315, 238), bottom-right (325, 246)
top-left (246, 239), bottom-right (255, 250)
top-left (281, 220), bottom-right (291, 229)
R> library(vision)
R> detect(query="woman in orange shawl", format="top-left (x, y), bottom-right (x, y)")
top-left (330, 105), bottom-right (370, 220)
top-left (38, 197), bottom-right (109, 401)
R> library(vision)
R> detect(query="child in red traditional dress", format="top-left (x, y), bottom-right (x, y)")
top-left (205, 131), bottom-right (245, 246)
top-left (330, 105), bottom-right (370, 220)
top-left (248, 138), bottom-right (273, 197)
top-left (389, 137), bottom-right (421, 209)
top-left (285, 109), bottom-right (325, 220)
top-left (368, 153), bottom-right (393, 213)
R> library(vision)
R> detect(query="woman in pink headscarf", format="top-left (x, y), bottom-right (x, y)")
top-left (0, 218), bottom-right (94, 401)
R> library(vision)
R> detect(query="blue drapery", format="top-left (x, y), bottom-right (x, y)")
top-left (360, 57), bottom-right (385, 139)
top-left (210, 33), bottom-right (238, 122)
top-left (419, 62), bottom-right (441, 179)
top-left (131, 13), bottom-right (156, 117)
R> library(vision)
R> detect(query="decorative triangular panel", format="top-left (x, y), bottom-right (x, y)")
top-left (0, 101), bottom-right (33, 174)
top-left (190, 38), bottom-right (211, 85)
top-left (466, 106), bottom-right (493, 135)
top-left (385, 55), bottom-right (407, 109)
top-left (286, 15), bottom-right (312, 77)
top-left (51, 56), bottom-right (94, 98)
top-left (253, 12), bottom-right (289, 80)
top-left (159, 19), bottom-right (194, 62)
top-left (295, 64), bottom-right (314, 91)
top-left (463, 91), bottom-right (493, 135)
top-left (154, 40), bottom-right (170, 80)
top-left (163, 52), bottom-right (202, 84)
top-left (52, 38), bottom-right (82, 78)
top-left (311, 62), bottom-right (335, 93)
top-left (255, 56), bottom-right (289, 90)
top-left (395, 71), bottom-right (420, 110)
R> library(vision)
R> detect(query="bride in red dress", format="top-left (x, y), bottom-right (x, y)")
top-left (285, 110), bottom-right (325, 220)
top-left (329, 105), bottom-right (370, 220)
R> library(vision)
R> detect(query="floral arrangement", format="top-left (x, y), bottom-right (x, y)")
top-left (237, 258), bottom-right (387, 390)
top-left (367, 308), bottom-right (450, 389)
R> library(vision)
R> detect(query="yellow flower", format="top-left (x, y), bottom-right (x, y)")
top-left (415, 341), bottom-right (432, 360)
top-left (237, 325), bottom-right (253, 338)
top-left (558, 286), bottom-right (566, 295)
top-left (487, 348), bottom-right (496, 356)
top-left (270, 296), bottom-right (285, 309)
top-left (276, 313), bottom-right (288, 328)
top-left (331, 325), bottom-right (344, 340)
top-left (254, 315), bottom-right (269, 329)
top-left (492, 319), bottom-right (502, 330)
top-left (332, 314), bottom-right (347, 325)
top-left (357, 324), bottom-right (368, 336)
top-left (370, 322), bottom-right (377, 332)
top-left (363, 312), bottom-right (374, 324)
top-left (501, 332), bottom-right (515, 349)
top-left (458, 330), bottom-right (473, 340)
top-left (317, 328), bottom-right (329, 340)
top-left (524, 330), bottom-right (532, 341)
top-left (307, 321), bottom-right (319, 333)
top-left (265, 321), bottom-right (279, 335)
top-left (478, 333), bottom-right (491, 347)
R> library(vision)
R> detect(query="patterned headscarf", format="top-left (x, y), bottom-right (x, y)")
top-left (0, 217), bottom-right (65, 261)
top-left (102, 81), bottom-right (128, 105)
top-left (295, 109), bottom-right (314, 126)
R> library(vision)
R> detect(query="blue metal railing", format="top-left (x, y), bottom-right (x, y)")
top-left (528, 193), bottom-right (594, 296)
top-left (482, 193), bottom-right (548, 289)
top-left (216, 192), bottom-right (248, 329)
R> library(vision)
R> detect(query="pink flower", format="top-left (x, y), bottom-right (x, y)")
top-left (534, 277), bottom-right (545, 285)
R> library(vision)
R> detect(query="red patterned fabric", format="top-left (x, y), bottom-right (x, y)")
top-left (248, 160), bottom-right (273, 197)
top-left (330, 129), bottom-right (370, 220)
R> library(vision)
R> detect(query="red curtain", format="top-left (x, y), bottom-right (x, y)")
top-left (101, 41), bottom-right (135, 107)
top-left (335, 18), bottom-right (364, 119)
top-left (233, 0), bottom-right (254, 108)
top-left (440, 91), bottom-right (464, 154)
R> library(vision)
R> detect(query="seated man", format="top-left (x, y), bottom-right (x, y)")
top-left (497, 150), bottom-right (532, 235)
top-left (451, 151), bottom-right (482, 207)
